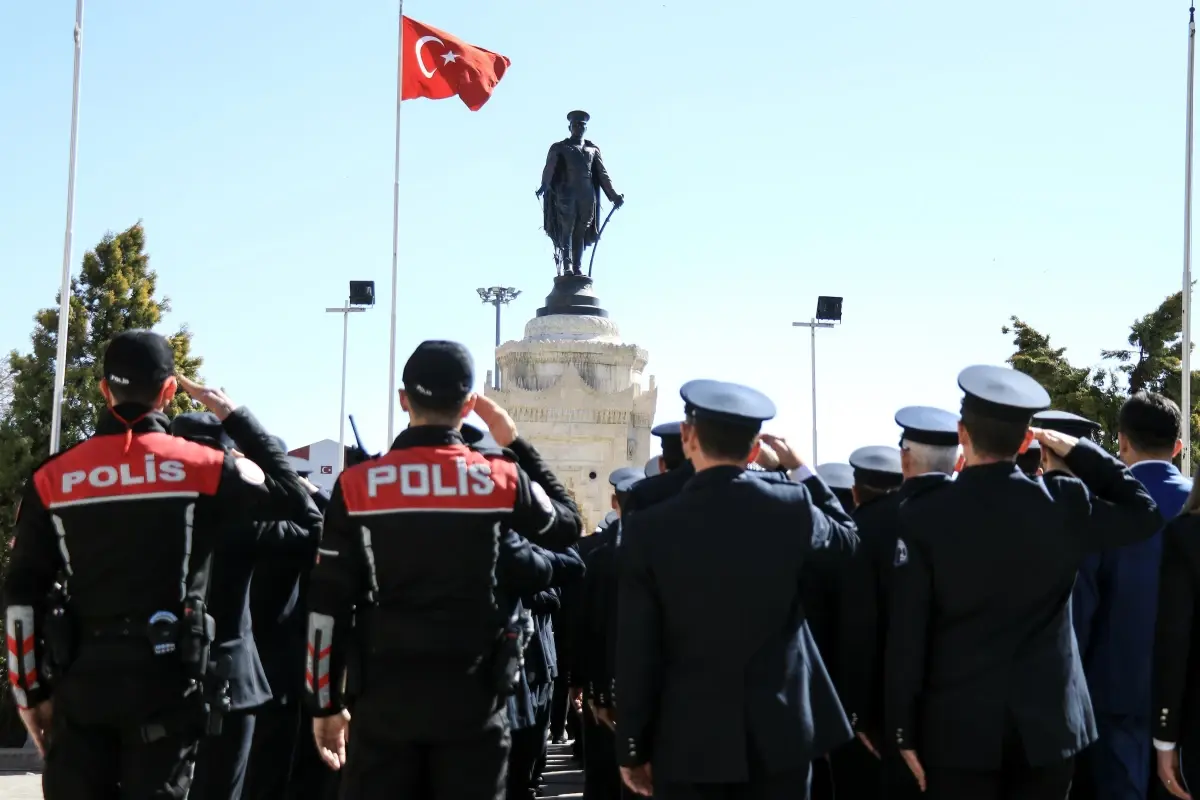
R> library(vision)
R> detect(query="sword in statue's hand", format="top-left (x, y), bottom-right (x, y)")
top-left (587, 195), bottom-right (624, 279)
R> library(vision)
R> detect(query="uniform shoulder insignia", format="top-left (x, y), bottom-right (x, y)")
top-left (234, 456), bottom-right (266, 486)
top-left (894, 538), bottom-right (909, 567)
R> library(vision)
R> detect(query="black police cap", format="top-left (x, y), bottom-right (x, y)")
top-left (402, 340), bottom-right (474, 407)
top-left (895, 406), bottom-right (960, 448)
top-left (461, 423), bottom-right (500, 449)
top-left (567, 109), bottom-right (590, 123)
top-left (680, 380), bottom-right (776, 429)
top-left (170, 411), bottom-right (234, 450)
top-left (1031, 409), bottom-right (1102, 440)
top-left (615, 475), bottom-right (643, 494)
top-left (103, 329), bottom-right (175, 392)
top-left (814, 463), bottom-right (854, 491)
top-left (609, 466), bottom-right (641, 488)
top-left (848, 445), bottom-right (904, 490)
top-left (958, 365), bottom-right (1051, 424)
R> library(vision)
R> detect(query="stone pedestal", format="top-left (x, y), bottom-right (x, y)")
top-left (485, 276), bottom-right (656, 531)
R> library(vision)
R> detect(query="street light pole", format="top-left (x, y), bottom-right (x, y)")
top-left (327, 301), bottom-right (368, 473)
top-left (477, 286), bottom-right (521, 390)
top-left (792, 319), bottom-right (835, 464)
top-left (1183, 3), bottom-right (1196, 475)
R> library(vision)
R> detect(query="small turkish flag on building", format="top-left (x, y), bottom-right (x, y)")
top-left (321, 465), bottom-right (333, 475)
top-left (401, 16), bottom-right (509, 111)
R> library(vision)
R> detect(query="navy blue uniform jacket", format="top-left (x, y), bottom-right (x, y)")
top-left (616, 466), bottom-right (858, 783)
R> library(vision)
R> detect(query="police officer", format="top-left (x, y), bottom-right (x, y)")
top-left (615, 379), bottom-right (858, 799)
top-left (624, 421), bottom-right (691, 514)
top-left (814, 463), bottom-right (856, 513)
top-left (304, 340), bottom-right (583, 799)
top-left (885, 366), bottom-right (1163, 800)
top-left (4, 329), bottom-right (321, 798)
top-left (165, 418), bottom-right (321, 799)
top-left (570, 468), bottom-right (640, 800)
top-left (814, 444), bottom-right (904, 800)
top-left (242, 459), bottom-right (331, 800)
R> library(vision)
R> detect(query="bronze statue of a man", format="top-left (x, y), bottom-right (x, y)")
top-left (536, 110), bottom-right (624, 276)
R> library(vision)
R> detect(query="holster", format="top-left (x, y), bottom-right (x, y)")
top-left (178, 598), bottom-right (214, 681)
top-left (43, 592), bottom-right (76, 682)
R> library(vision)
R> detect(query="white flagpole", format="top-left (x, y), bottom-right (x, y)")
top-left (386, 0), bottom-right (405, 443)
top-left (49, 0), bottom-right (86, 456)
top-left (1183, 3), bottom-right (1195, 476)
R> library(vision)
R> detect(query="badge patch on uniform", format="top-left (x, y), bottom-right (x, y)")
top-left (234, 457), bottom-right (266, 486)
top-left (894, 538), bottom-right (909, 567)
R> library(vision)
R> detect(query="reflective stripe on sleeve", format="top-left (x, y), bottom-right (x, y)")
top-left (306, 612), bottom-right (335, 710)
top-left (5, 605), bottom-right (39, 709)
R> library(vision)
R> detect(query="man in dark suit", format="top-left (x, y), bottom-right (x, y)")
top-left (169, 420), bottom-right (322, 799)
top-left (886, 365), bottom-right (1163, 800)
top-left (615, 379), bottom-right (858, 799)
top-left (1065, 394), bottom-right (1189, 800)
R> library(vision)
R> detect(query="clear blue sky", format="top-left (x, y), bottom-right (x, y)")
top-left (1, 1), bottom-right (1193, 464)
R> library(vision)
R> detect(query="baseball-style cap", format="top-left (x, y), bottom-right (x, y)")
top-left (103, 330), bottom-right (175, 391)
top-left (402, 340), bottom-right (475, 410)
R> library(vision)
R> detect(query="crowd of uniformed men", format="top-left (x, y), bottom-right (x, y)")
top-left (6, 329), bottom-right (1200, 800)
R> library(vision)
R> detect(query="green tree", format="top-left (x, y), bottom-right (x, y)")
top-left (0, 223), bottom-right (202, 742)
top-left (1001, 317), bottom-right (1124, 452)
top-left (1004, 291), bottom-right (1200, 471)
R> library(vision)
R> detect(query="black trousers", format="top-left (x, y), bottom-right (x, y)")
top-left (188, 708), bottom-right (256, 799)
top-left (550, 677), bottom-right (571, 742)
top-left (926, 756), bottom-right (1074, 800)
top-left (287, 703), bottom-right (341, 800)
top-left (42, 704), bottom-right (201, 800)
top-left (828, 738), bottom-right (880, 799)
top-left (656, 765), bottom-right (812, 800)
top-left (881, 748), bottom-right (924, 800)
top-left (582, 703), bottom-right (622, 800)
top-left (508, 702), bottom-right (553, 800)
top-left (340, 709), bottom-right (511, 800)
top-left (243, 702), bottom-right (300, 800)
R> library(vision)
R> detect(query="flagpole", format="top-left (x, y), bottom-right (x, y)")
top-left (49, 0), bottom-right (85, 456)
top-left (386, 0), bottom-right (405, 443)
top-left (1184, 2), bottom-right (1196, 476)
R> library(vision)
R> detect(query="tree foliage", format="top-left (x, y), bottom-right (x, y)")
top-left (0, 224), bottom-right (202, 741)
top-left (1003, 290), bottom-right (1200, 470)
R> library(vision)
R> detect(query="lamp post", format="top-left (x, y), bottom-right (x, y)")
top-left (1183, 3), bottom-right (1196, 476)
top-left (327, 280), bottom-right (375, 473)
top-left (793, 295), bottom-right (843, 465)
top-left (477, 286), bottom-right (521, 390)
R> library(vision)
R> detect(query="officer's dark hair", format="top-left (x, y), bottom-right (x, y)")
top-left (960, 408), bottom-right (1028, 460)
top-left (405, 393), bottom-right (470, 426)
top-left (1119, 391), bottom-right (1181, 455)
top-left (660, 438), bottom-right (686, 471)
top-left (107, 379), bottom-right (168, 408)
top-left (1015, 446), bottom-right (1041, 477)
top-left (688, 414), bottom-right (758, 462)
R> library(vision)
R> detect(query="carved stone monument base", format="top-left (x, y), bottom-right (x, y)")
top-left (486, 279), bottom-right (656, 531)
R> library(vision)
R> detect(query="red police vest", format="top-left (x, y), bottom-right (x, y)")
top-left (339, 444), bottom-right (519, 516)
top-left (33, 432), bottom-right (225, 511)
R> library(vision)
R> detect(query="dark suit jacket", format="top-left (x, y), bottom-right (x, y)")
top-left (886, 441), bottom-right (1161, 770)
top-left (616, 465), bottom-right (858, 783)
top-left (1153, 511), bottom-right (1200, 744)
top-left (1075, 461), bottom-right (1191, 717)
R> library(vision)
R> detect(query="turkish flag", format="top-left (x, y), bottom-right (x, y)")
top-left (401, 17), bottom-right (509, 112)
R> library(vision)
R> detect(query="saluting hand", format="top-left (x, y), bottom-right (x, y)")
top-left (1031, 427), bottom-right (1079, 459)
top-left (178, 376), bottom-right (238, 422)
top-left (754, 439), bottom-right (781, 470)
top-left (474, 395), bottom-right (519, 448)
top-left (759, 433), bottom-right (804, 471)
top-left (900, 749), bottom-right (927, 792)
top-left (1159, 749), bottom-right (1193, 799)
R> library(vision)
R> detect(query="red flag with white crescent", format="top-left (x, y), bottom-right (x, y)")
top-left (400, 17), bottom-right (510, 112)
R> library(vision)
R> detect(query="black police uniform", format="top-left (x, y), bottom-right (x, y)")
top-left (885, 366), bottom-right (1163, 800)
top-left (1152, 511), bottom-right (1200, 794)
top-left (304, 341), bottom-right (583, 800)
top-left (241, 463), bottom-right (331, 800)
top-left (164, 420), bottom-right (321, 800)
top-left (571, 469), bottom-right (640, 800)
top-left (616, 380), bottom-right (859, 800)
top-left (3, 330), bottom-right (321, 799)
